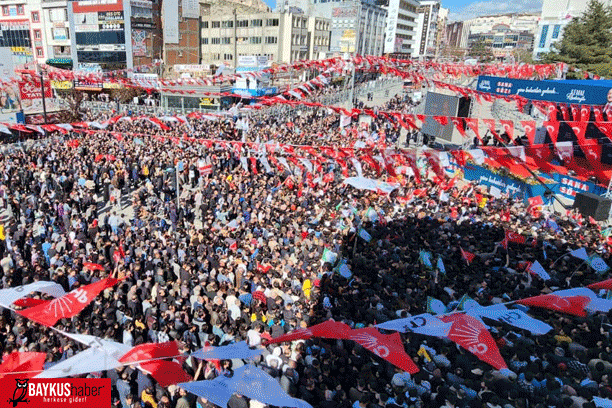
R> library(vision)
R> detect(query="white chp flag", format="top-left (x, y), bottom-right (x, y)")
top-left (466, 304), bottom-right (552, 335)
top-left (340, 114), bottom-right (352, 128)
top-left (0, 281), bottom-right (66, 308)
top-left (376, 313), bottom-right (453, 338)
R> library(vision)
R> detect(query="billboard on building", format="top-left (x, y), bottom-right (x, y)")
top-left (132, 29), bottom-right (147, 56)
top-left (163, 0), bottom-right (179, 44)
top-left (0, 48), bottom-right (18, 112)
top-left (421, 92), bottom-right (460, 143)
top-left (18, 80), bottom-right (58, 114)
top-left (182, 0), bottom-right (200, 18)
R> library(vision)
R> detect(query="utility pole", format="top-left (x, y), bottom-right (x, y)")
top-left (348, 1), bottom-right (361, 109)
top-left (39, 68), bottom-right (48, 125)
top-left (233, 9), bottom-right (238, 70)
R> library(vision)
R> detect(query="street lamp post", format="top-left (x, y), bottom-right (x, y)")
top-left (39, 68), bottom-right (48, 125)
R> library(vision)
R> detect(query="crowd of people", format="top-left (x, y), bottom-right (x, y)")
top-left (0, 81), bottom-right (610, 408)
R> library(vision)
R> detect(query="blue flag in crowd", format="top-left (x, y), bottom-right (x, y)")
top-left (192, 342), bottom-right (263, 361)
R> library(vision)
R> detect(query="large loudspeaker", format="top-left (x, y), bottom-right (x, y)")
top-left (573, 192), bottom-right (611, 221)
top-left (457, 97), bottom-right (472, 118)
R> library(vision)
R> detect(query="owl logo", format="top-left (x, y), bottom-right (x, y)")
top-left (8, 379), bottom-right (29, 407)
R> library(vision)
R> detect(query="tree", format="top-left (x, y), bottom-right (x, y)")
top-left (468, 39), bottom-right (494, 62)
top-left (542, 0), bottom-right (612, 77)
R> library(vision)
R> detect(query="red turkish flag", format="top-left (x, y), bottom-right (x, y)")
top-left (266, 321), bottom-right (353, 344)
top-left (581, 105), bottom-right (591, 121)
top-left (460, 247), bottom-right (476, 265)
top-left (451, 117), bottom-right (467, 138)
top-left (547, 104), bottom-right (558, 121)
top-left (439, 314), bottom-right (507, 370)
top-left (464, 118), bottom-right (481, 142)
top-left (515, 294), bottom-right (591, 317)
top-left (567, 121), bottom-right (588, 144)
top-left (323, 172), bottom-right (334, 183)
top-left (505, 230), bottom-right (526, 244)
top-left (0, 352), bottom-right (46, 379)
top-left (83, 262), bottom-right (105, 271)
top-left (521, 121), bottom-right (536, 146)
top-left (588, 278), bottom-right (612, 291)
top-left (530, 144), bottom-right (552, 161)
top-left (558, 104), bottom-right (570, 121)
top-left (596, 122), bottom-right (612, 142)
top-left (544, 121), bottom-right (559, 144)
top-left (500, 120), bottom-right (514, 141)
top-left (528, 196), bottom-right (543, 208)
top-left (581, 139), bottom-right (602, 162)
top-left (348, 327), bottom-right (419, 374)
top-left (570, 104), bottom-right (580, 121)
top-left (433, 116), bottom-right (449, 126)
top-left (593, 106), bottom-right (604, 122)
top-left (482, 118), bottom-right (505, 144)
top-left (120, 341), bottom-right (180, 364)
top-left (18, 277), bottom-right (118, 327)
top-left (138, 360), bottom-right (192, 387)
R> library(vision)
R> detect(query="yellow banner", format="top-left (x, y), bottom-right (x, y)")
top-left (103, 82), bottom-right (122, 89)
top-left (51, 80), bottom-right (73, 89)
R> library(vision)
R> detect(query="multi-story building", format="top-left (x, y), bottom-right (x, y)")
top-left (383, 0), bottom-right (418, 56)
top-left (533, 0), bottom-right (612, 59)
top-left (445, 20), bottom-right (470, 49)
top-left (466, 13), bottom-right (540, 35)
top-left (309, 0), bottom-right (386, 56)
top-left (162, 0), bottom-right (200, 68)
top-left (41, 0), bottom-right (72, 68)
top-left (435, 6), bottom-right (448, 57)
top-left (412, 0), bottom-right (439, 59)
top-left (67, 0), bottom-right (160, 72)
top-left (468, 23), bottom-right (534, 59)
top-left (199, 10), bottom-right (330, 66)
top-left (0, 0), bottom-right (45, 66)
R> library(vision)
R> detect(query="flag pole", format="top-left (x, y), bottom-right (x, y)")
top-left (549, 250), bottom-right (572, 270)
top-left (567, 259), bottom-right (589, 286)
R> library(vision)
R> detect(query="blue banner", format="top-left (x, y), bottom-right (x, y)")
top-left (462, 164), bottom-right (551, 202)
top-left (476, 75), bottom-right (612, 105)
top-left (549, 173), bottom-right (607, 200)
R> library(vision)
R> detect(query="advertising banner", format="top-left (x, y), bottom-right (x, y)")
top-left (549, 173), bottom-right (607, 200)
top-left (19, 81), bottom-right (53, 100)
top-left (132, 30), bottom-right (147, 56)
top-left (163, 0), bottom-right (179, 44)
top-left (477, 75), bottom-right (612, 105)
top-left (462, 164), bottom-right (551, 201)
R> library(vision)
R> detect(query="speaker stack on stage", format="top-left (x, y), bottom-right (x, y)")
top-left (572, 192), bottom-right (612, 221)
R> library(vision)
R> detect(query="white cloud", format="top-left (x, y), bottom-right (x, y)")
top-left (448, 0), bottom-right (542, 21)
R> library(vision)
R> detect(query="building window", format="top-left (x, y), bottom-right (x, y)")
top-left (36, 47), bottom-right (43, 57)
top-left (31, 11), bottom-right (39, 22)
top-left (265, 36), bottom-right (277, 44)
top-left (212, 21), bottom-right (220, 28)
top-left (202, 21), bottom-right (209, 28)
top-left (539, 25), bottom-right (548, 48)
top-left (251, 19), bottom-right (262, 27)
top-left (224, 53), bottom-right (233, 60)
top-left (552, 24), bottom-right (561, 39)
top-left (222, 37), bottom-right (231, 44)
top-left (266, 18), bottom-right (279, 26)
top-left (34, 29), bottom-right (41, 40)
top-left (237, 20), bottom-right (248, 27)
top-left (211, 37), bottom-right (220, 44)
top-left (251, 36), bottom-right (261, 44)
top-left (2, 6), bottom-right (8, 16)
top-left (222, 20), bottom-right (233, 28)
top-left (17, 5), bottom-right (24, 15)
top-left (202, 38), bottom-right (209, 44)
